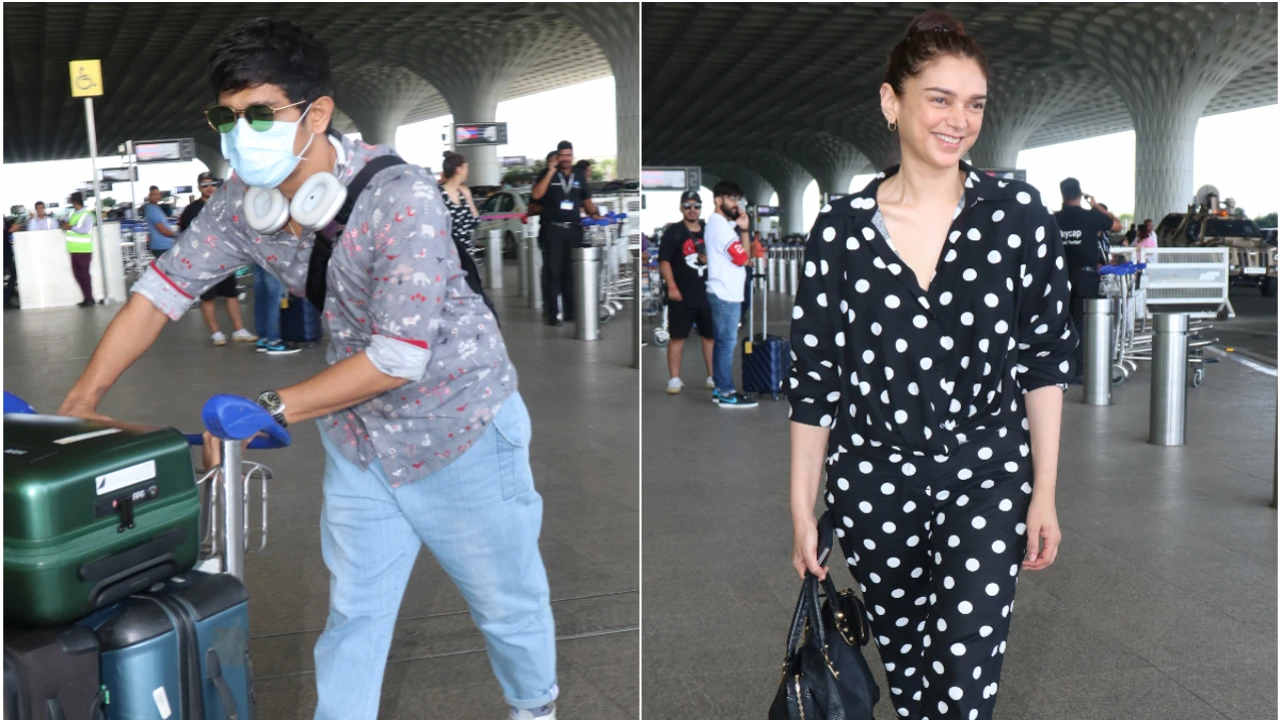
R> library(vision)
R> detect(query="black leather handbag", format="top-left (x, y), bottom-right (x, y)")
top-left (769, 511), bottom-right (880, 720)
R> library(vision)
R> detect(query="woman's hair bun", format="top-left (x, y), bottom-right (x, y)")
top-left (906, 10), bottom-right (966, 37)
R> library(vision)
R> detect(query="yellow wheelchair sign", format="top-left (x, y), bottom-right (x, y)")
top-left (69, 59), bottom-right (103, 97)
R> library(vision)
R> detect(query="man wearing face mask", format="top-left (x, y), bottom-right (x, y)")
top-left (530, 140), bottom-right (601, 326)
top-left (57, 18), bottom-right (558, 720)
top-left (704, 181), bottom-right (757, 408)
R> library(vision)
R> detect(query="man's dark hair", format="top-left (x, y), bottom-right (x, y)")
top-left (34, 201), bottom-right (44, 208)
top-left (1059, 177), bottom-right (1082, 200)
top-left (556, 140), bottom-right (573, 152)
top-left (712, 181), bottom-right (743, 199)
top-left (69, 192), bottom-right (84, 206)
top-left (545, 151), bottom-right (557, 164)
top-left (209, 18), bottom-right (334, 108)
top-left (149, 185), bottom-right (160, 192)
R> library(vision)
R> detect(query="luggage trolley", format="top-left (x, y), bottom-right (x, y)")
top-left (643, 231), bottom-right (670, 347)
top-left (582, 212), bottom-right (632, 323)
top-left (1100, 262), bottom-right (1217, 388)
top-left (186, 394), bottom-right (290, 580)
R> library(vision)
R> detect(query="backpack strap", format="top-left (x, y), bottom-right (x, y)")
top-left (306, 154), bottom-right (407, 311)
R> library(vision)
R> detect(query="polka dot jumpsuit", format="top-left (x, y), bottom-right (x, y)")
top-left (788, 162), bottom-right (1076, 720)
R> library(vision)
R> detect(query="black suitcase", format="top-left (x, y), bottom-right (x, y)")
top-left (280, 293), bottom-right (322, 343)
top-left (4, 624), bottom-right (107, 720)
top-left (741, 260), bottom-right (790, 399)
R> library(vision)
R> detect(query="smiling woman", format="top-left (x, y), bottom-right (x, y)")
top-left (786, 10), bottom-right (1074, 720)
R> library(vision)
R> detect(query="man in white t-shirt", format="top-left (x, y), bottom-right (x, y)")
top-left (703, 181), bottom-right (757, 408)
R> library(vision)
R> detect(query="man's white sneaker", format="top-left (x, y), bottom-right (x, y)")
top-left (666, 377), bottom-right (684, 395)
top-left (231, 328), bottom-right (258, 342)
top-left (210, 331), bottom-right (228, 346)
top-left (508, 703), bottom-right (556, 720)
top-left (705, 376), bottom-right (715, 389)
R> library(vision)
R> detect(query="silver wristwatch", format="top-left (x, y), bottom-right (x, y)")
top-left (255, 390), bottom-right (287, 428)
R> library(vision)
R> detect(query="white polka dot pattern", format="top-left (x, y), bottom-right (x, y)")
top-left (789, 164), bottom-right (1074, 719)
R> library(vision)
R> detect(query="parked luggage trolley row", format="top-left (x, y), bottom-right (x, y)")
top-left (4, 391), bottom-right (287, 720)
top-left (582, 212), bottom-right (633, 323)
top-left (1099, 262), bottom-right (1216, 388)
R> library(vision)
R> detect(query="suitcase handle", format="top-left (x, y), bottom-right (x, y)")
top-left (205, 649), bottom-right (240, 720)
top-left (81, 535), bottom-right (180, 608)
top-left (78, 528), bottom-right (182, 583)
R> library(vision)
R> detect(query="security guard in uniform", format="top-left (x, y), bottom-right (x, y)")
top-left (1053, 177), bottom-right (1120, 380)
top-left (530, 140), bottom-right (601, 326)
top-left (61, 191), bottom-right (97, 306)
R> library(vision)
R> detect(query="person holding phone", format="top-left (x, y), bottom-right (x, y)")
top-left (530, 140), bottom-right (601, 326)
top-left (703, 180), bottom-right (756, 408)
top-left (789, 11), bottom-right (1075, 719)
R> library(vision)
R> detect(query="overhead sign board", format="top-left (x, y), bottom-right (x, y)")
top-left (99, 166), bottom-right (138, 182)
top-left (755, 205), bottom-right (780, 217)
top-left (453, 122), bottom-right (507, 147)
top-left (500, 155), bottom-right (528, 167)
top-left (641, 166), bottom-right (701, 192)
top-left (69, 59), bottom-right (103, 97)
top-left (134, 138), bottom-right (196, 163)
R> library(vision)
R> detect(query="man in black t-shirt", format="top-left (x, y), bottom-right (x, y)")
top-left (1053, 177), bottom-right (1121, 380)
top-left (180, 172), bottom-right (258, 347)
top-left (530, 140), bottom-right (602, 326)
top-left (658, 190), bottom-right (714, 395)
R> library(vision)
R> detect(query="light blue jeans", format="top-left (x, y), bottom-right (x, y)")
top-left (313, 391), bottom-right (558, 719)
top-left (706, 292), bottom-right (741, 395)
top-left (253, 266), bottom-right (283, 343)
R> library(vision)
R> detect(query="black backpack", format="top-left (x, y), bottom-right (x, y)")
top-left (306, 154), bottom-right (496, 321)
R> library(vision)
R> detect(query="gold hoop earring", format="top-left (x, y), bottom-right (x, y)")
top-left (887, 119), bottom-right (898, 133)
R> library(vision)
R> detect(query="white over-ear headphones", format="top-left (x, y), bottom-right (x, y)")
top-left (242, 172), bottom-right (347, 234)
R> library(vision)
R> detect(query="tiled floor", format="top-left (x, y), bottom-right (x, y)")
top-left (4, 264), bottom-right (639, 719)
top-left (641, 288), bottom-right (1276, 720)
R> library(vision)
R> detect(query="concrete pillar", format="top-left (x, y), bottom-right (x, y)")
top-left (786, 132), bottom-right (871, 198)
top-left (824, 108), bottom-right (900, 173)
top-left (750, 153), bottom-right (812, 236)
top-left (1073, 3), bottom-right (1276, 221)
top-left (571, 3), bottom-right (639, 179)
top-left (968, 72), bottom-right (1080, 171)
top-left (334, 66), bottom-right (431, 150)
top-left (705, 163), bottom-right (775, 208)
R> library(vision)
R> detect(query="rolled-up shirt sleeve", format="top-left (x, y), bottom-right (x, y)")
top-left (1014, 194), bottom-right (1077, 391)
top-left (787, 211), bottom-right (845, 427)
top-left (131, 193), bottom-right (251, 320)
top-left (361, 172), bottom-right (458, 382)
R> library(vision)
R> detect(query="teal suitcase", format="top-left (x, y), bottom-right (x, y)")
top-left (4, 414), bottom-right (201, 626)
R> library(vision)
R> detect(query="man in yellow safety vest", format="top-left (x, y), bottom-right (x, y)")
top-left (60, 191), bottom-right (96, 306)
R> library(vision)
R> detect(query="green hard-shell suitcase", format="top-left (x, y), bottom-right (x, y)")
top-left (4, 414), bottom-right (201, 626)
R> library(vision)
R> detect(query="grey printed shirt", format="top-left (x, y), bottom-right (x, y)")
top-left (132, 136), bottom-right (518, 484)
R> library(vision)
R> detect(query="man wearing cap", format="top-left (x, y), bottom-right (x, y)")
top-left (179, 172), bottom-right (258, 347)
top-left (658, 190), bottom-right (714, 394)
top-left (530, 140), bottom-right (601, 326)
top-left (1053, 177), bottom-right (1121, 381)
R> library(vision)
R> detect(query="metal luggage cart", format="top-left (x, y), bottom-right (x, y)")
top-left (1100, 262), bottom-right (1217, 388)
top-left (643, 231), bottom-right (669, 347)
top-left (188, 394), bottom-right (290, 581)
top-left (582, 212), bottom-right (634, 324)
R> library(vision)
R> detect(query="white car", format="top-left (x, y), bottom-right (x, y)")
top-left (474, 186), bottom-right (532, 258)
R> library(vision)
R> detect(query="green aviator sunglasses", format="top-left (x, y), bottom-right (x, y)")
top-left (204, 98), bottom-right (308, 133)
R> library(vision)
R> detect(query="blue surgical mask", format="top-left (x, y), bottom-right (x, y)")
top-left (220, 103), bottom-right (316, 188)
